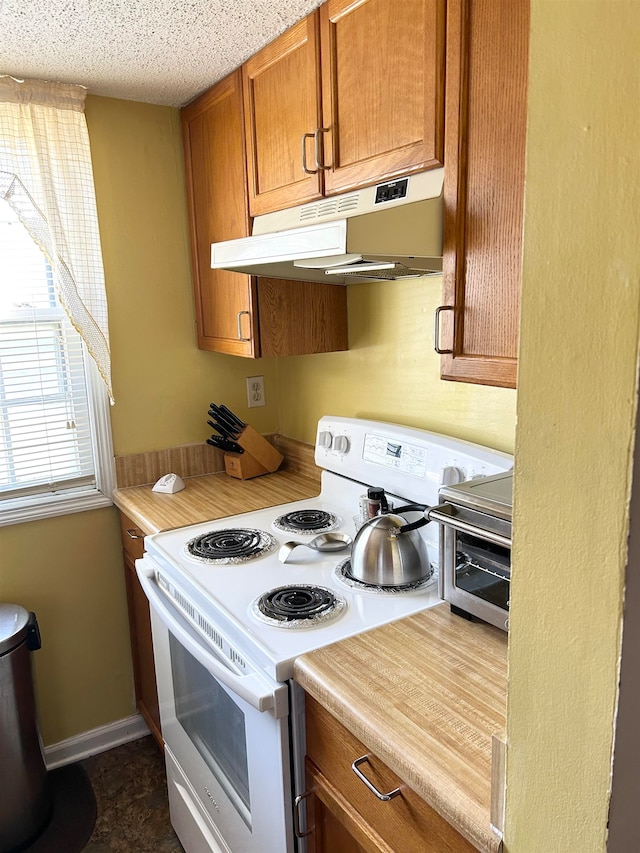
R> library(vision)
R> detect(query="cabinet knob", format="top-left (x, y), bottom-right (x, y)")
top-left (434, 305), bottom-right (454, 354)
top-left (351, 755), bottom-right (401, 801)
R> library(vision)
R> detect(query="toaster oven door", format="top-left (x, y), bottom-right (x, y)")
top-left (433, 504), bottom-right (511, 631)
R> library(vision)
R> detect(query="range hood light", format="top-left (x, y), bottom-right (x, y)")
top-left (324, 261), bottom-right (396, 274)
top-left (293, 254), bottom-right (363, 269)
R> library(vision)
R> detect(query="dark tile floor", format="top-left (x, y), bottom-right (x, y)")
top-left (81, 736), bottom-right (183, 852)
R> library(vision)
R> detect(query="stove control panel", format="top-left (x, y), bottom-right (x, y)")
top-left (362, 432), bottom-right (428, 477)
top-left (315, 416), bottom-right (512, 506)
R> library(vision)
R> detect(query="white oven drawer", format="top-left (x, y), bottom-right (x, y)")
top-left (166, 746), bottom-right (231, 853)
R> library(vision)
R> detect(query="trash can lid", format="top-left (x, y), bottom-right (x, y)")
top-left (0, 603), bottom-right (30, 655)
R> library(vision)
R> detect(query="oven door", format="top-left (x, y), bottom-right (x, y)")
top-left (137, 560), bottom-right (294, 853)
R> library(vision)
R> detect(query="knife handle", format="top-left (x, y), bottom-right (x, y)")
top-left (220, 405), bottom-right (246, 429)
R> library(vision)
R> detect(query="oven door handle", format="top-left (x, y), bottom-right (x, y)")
top-left (427, 505), bottom-right (512, 549)
top-left (136, 563), bottom-right (279, 715)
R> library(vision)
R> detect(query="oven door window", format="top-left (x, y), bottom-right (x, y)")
top-left (169, 632), bottom-right (251, 827)
top-left (455, 533), bottom-right (510, 610)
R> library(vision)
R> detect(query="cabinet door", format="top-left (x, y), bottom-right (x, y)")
top-left (304, 759), bottom-right (375, 853)
top-left (243, 15), bottom-right (323, 216)
top-left (320, 0), bottom-right (445, 197)
top-left (124, 551), bottom-right (162, 749)
top-left (120, 514), bottom-right (162, 749)
top-left (182, 71), bottom-right (259, 356)
top-left (304, 695), bottom-right (476, 852)
top-left (439, 0), bottom-right (529, 387)
top-left (257, 278), bottom-right (348, 357)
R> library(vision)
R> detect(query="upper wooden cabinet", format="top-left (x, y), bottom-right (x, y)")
top-left (182, 71), bottom-right (348, 357)
top-left (438, 0), bottom-right (529, 388)
top-left (243, 16), bottom-right (323, 216)
top-left (243, 0), bottom-right (446, 216)
top-left (182, 71), bottom-right (259, 356)
top-left (319, 0), bottom-right (445, 197)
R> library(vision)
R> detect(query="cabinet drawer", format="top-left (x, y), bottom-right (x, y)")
top-left (305, 695), bottom-right (475, 852)
top-left (119, 512), bottom-right (147, 560)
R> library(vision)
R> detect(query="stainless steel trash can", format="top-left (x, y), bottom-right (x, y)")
top-left (0, 604), bottom-right (52, 852)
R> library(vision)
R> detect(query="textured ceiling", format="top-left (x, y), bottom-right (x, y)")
top-left (0, 0), bottom-right (323, 107)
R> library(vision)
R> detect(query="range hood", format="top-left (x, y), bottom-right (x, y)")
top-left (211, 169), bottom-right (444, 285)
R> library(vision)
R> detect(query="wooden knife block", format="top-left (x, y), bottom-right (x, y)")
top-left (223, 425), bottom-right (283, 480)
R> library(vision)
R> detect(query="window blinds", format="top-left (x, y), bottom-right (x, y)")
top-left (0, 199), bottom-right (97, 500)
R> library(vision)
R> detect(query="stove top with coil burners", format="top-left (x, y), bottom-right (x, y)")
top-left (142, 417), bottom-right (513, 681)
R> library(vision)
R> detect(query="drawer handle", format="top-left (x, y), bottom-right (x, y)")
top-left (351, 755), bottom-right (401, 801)
top-left (126, 528), bottom-right (144, 540)
top-left (293, 790), bottom-right (313, 838)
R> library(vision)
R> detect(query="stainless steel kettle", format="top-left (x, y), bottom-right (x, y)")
top-left (349, 503), bottom-right (431, 587)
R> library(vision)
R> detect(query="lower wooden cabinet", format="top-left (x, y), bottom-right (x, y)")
top-left (302, 695), bottom-right (475, 853)
top-left (119, 512), bottom-right (162, 750)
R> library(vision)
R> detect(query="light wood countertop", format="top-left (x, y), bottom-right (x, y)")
top-left (112, 468), bottom-right (321, 534)
top-left (294, 604), bottom-right (508, 853)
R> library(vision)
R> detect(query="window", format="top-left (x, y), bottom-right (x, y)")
top-left (0, 199), bottom-right (114, 525)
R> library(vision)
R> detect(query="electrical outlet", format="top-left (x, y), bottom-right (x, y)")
top-left (246, 375), bottom-right (265, 408)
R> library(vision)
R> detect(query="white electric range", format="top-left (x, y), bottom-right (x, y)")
top-left (136, 416), bottom-right (512, 853)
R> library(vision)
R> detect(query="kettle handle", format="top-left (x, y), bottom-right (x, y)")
top-left (394, 504), bottom-right (431, 534)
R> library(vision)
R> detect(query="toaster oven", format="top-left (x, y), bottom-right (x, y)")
top-left (429, 471), bottom-right (513, 631)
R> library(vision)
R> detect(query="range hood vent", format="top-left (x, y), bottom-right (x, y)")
top-left (299, 193), bottom-right (362, 222)
top-left (211, 170), bottom-right (444, 285)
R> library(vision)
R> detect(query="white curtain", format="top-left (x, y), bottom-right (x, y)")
top-left (0, 75), bottom-right (113, 402)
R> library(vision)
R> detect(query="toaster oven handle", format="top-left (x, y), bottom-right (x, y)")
top-left (136, 562), bottom-right (280, 715)
top-left (427, 505), bottom-right (512, 549)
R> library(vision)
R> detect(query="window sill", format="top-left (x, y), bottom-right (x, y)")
top-left (0, 489), bottom-right (114, 527)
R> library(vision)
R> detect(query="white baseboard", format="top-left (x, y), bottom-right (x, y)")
top-left (44, 713), bottom-right (151, 770)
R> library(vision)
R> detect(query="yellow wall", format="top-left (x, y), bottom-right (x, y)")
top-left (505, 2), bottom-right (640, 850)
top-left (85, 96), bottom-right (280, 452)
top-left (277, 278), bottom-right (516, 451)
top-left (0, 510), bottom-right (131, 744)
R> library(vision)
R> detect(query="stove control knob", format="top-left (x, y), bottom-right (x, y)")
top-left (440, 465), bottom-right (465, 486)
top-left (333, 434), bottom-right (350, 455)
top-left (318, 430), bottom-right (333, 449)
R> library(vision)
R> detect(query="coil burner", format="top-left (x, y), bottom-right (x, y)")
top-left (183, 528), bottom-right (277, 564)
top-left (272, 509), bottom-right (341, 536)
top-left (333, 557), bottom-right (435, 594)
top-left (251, 585), bottom-right (346, 629)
